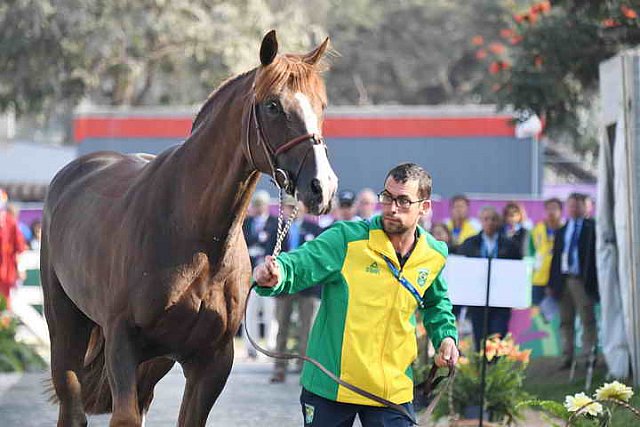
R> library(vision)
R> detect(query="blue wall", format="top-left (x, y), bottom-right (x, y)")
top-left (79, 135), bottom-right (541, 198)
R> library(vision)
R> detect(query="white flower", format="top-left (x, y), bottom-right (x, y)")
top-left (564, 392), bottom-right (603, 416)
top-left (595, 381), bottom-right (634, 402)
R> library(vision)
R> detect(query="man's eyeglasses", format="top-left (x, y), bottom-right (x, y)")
top-left (377, 191), bottom-right (425, 209)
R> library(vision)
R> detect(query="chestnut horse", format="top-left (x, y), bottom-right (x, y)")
top-left (41, 31), bottom-right (337, 426)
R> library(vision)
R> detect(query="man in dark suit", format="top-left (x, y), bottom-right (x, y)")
top-left (458, 206), bottom-right (521, 351)
top-left (242, 190), bottom-right (279, 359)
top-left (549, 193), bottom-right (598, 369)
top-left (271, 196), bottom-right (324, 383)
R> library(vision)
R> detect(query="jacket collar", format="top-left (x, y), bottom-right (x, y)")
top-left (367, 215), bottom-right (430, 269)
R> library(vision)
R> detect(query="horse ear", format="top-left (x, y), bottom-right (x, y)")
top-left (260, 30), bottom-right (278, 66)
top-left (304, 37), bottom-right (330, 65)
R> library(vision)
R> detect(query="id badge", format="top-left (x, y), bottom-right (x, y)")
top-left (561, 252), bottom-right (569, 273)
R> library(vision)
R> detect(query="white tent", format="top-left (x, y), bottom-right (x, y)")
top-left (598, 51), bottom-right (640, 383)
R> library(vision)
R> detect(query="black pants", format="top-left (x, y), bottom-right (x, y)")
top-left (468, 306), bottom-right (512, 351)
top-left (300, 388), bottom-right (415, 427)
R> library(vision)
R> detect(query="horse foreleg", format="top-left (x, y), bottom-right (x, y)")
top-left (177, 340), bottom-right (234, 427)
top-left (104, 318), bottom-right (142, 427)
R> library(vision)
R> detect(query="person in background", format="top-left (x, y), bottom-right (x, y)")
top-left (446, 195), bottom-right (480, 251)
top-left (271, 196), bottom-right (324, 383)
top-left (355, 188), bottom-right (378, 221)
top-left (457, 206), bottom-right (521, 351)
top-left (585, 195), bottom-right (595, 219)
top-left (502, 201), bottom-right (530, 258)
top-left (530, 198), bottom-right (563, 306)
top-left (6, 204), bottom-right (31, 243)
top-left (242, 190), bottom-right (278, 359)
top-left (334, 190), bottom-right (359, 221)
top-left (0, 189), bottom-right (26, 307)
top-left (549, 193), bottom-right (599, 370)
top-left (29, 220), bottom-right (42, 251)
top-left (430, 223), bottom-right (453, 254)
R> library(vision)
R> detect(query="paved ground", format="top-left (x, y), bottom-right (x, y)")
top-left (0, 353), bottom-right (307, 426)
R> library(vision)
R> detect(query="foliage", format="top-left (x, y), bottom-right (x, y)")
top-left (433, 334), bottom-right (531, 424)
top-left (0, 295), bottom-right (46, 372)
top-left (0, 0), bottom-right (320, 115)
top-left (473, 0), bottom-right (640, 153)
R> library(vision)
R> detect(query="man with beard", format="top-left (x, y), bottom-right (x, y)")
top-left (253, 163), bottom-right (458, 427)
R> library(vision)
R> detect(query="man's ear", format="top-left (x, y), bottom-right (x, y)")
top-left (420, 200), bottom-right (432, 216)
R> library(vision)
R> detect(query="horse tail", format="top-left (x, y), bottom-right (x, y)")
top-left (81, 326), bottom-right (112, 414)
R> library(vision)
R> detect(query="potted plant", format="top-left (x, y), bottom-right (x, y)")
top-left (431, 334), bottom-right (531, 425)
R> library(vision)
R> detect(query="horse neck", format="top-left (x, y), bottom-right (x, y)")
top-left (171, 72), bottom-right (258, 247)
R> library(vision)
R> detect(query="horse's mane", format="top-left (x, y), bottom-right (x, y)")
top-left (191, 53), bottom-right (327, 132)
top-left (191, 70), bottom-right (253, 132)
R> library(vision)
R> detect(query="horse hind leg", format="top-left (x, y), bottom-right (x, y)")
top-left (41, 248), bottom-right (94, 427)
top-left (177, 339), bottom-right (234, 427)
top-left (135, 357), bottom-right (175, 418)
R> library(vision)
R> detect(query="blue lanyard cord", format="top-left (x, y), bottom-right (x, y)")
top-left (383, 256), bottom-right (424, 309)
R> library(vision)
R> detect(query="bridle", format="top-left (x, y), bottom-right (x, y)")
top-left (244, 93), bottom-right (326, 195)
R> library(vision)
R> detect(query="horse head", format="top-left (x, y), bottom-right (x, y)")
top-left (247, 30), bottom-right (338, 215)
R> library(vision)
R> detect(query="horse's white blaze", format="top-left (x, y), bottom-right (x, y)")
top-left (294, 92), bottom-right (320, 135)
top-left (313, 144), bottom-right (337, 200)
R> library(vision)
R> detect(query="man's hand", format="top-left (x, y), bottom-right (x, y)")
top-left (435, 337), bottom-right (459, 368)
top-left (252, 255), bottom-right (280, 288)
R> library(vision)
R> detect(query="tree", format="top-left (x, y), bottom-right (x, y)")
top-left (475, 0), bottom-right (640, 154)
top-left (0, 0), bottom-right (321, 115)
top-left (323, 0), bottom-right (512, 105)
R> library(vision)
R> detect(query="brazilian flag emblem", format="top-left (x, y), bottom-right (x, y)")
top-left (417, 268), bottom-right (430, 286)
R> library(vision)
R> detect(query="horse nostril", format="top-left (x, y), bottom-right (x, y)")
top-left (311, 178), bottom-right (323, 196)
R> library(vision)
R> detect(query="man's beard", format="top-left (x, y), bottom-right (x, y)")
top-left (383, 218), bottom-right (409, 235)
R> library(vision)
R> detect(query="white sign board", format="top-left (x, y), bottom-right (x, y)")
top-left (443, 255), bottom-right (531, 309)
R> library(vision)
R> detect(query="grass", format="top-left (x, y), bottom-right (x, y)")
top-left (522, 356), bottom-right (640, 426)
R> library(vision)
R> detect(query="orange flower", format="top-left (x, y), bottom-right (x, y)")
top-left (510, 35), bottom-right (524, 45)
top-left (476, 49), bottom-right (487, 59)
top-left (500, 28), bottom-right (514, 39)
top-left (488, 42), bottom-right (506, 55)
top-left (458, 356), bottom-right (470, 366)
top-left (471, 35), bottom-right (485, 46)
top-left (0, 315), bottom-right (11, 329)
top-left (514, 14), bottom-right (524, 23)
top-left (516, 349), bottom-right (532, 364)
top-left (534, 55), bottom-right (544, 68)
top-left (484, 338), bottom-right (499, 360)
top-left (622, 5), bottom-right (638, 19)
top-left (539, 1), bottom-right (551, 13)
top-left (603, 18), bottom-right (620, 28)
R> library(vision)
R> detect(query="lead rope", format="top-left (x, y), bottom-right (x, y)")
top-left (272, 187), bottom-right (298, 257)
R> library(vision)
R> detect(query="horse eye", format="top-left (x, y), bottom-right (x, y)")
top-left (265, 100), bottom-right (281, 115)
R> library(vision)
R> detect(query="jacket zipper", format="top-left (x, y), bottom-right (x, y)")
top-left (380, 261), bottom-right (402, 399)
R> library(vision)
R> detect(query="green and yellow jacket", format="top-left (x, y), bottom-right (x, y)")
top-left (256, 215), bottom-right (458, 405)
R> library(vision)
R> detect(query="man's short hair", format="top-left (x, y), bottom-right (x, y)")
top-left (450, 194), bottom-right (469, 207)
top-left (479, 205), bottom-right (499, 219)
top-left (568, 192), bottom-right (587, 203)
top-left (385, 163), bottom-right (432, 199)
top-left (252, 190), bottom-right (271, 206)
top-left (544, 197), bottom-right (563, 210)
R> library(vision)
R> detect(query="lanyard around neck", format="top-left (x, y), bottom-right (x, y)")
top-left (382, 256), bottom-right (424, 309)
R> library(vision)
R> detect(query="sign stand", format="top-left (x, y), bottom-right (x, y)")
top-left (478, 256), bottom-right (493, 427)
